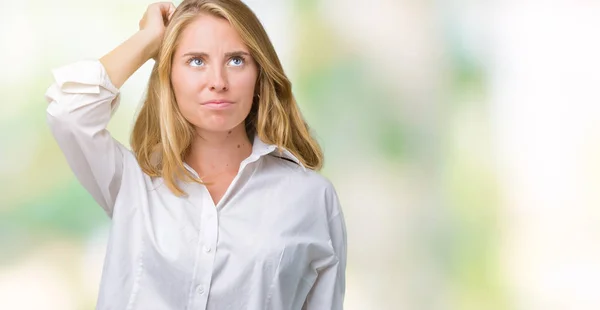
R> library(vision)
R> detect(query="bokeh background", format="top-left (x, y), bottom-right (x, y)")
top-left (2, 0), bottom-right (600, 309)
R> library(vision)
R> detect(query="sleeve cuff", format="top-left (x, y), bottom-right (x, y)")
top-left (52, 59), bottom-right (119, 94)
top-left (47, 59), bottom-right (121, 115)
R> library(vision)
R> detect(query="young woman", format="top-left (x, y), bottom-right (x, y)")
top-left (44, 1), bottom-right (347, 309)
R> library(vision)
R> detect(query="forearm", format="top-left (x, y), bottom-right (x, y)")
top-left (100, 30), bottom-right (157, 89)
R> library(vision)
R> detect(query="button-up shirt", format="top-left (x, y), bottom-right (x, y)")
top-left (44, 59), bottom-right (347, 310)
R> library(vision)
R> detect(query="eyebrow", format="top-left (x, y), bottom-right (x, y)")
top-left (182, 51), bottom-right (251, 58)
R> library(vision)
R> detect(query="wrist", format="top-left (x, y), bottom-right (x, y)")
top-left (137, 29), bottom-right (162, 61)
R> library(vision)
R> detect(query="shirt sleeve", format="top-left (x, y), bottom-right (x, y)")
top-left (303, 187), bottom-right (348, 310)
top-left (44, 59), bottom-right (127, 217)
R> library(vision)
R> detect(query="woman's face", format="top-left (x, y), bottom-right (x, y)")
top-left (171, 14), bottom-right (258, 135)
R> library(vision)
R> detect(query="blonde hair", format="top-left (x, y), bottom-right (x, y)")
top-left (130, 0), bottom-right (323, 196)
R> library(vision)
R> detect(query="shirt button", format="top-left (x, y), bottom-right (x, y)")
top-left (203, 245), bottom-right (212, 253)
top-left (196, 285), bottom-right (205, 295)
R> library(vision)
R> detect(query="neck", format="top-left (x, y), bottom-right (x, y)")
top-left (185, 125), bottom-right (253, 179)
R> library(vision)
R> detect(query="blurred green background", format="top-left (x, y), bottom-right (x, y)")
top-left (2, 0), bottom-right (600, 309)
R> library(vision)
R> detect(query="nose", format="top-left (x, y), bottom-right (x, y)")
top-left (209, 67), bottom-right (228, 92)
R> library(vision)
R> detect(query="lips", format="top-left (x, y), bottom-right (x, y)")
top-left (201, 100), bottom-right (233, 109)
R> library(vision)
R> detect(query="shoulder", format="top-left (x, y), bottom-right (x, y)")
top-left (261, 154), bottom-right (342, 219)
top-left (263, 153), bottom-right (332, 188)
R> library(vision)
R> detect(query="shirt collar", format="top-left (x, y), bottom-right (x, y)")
top-left (183, 134), bottom-right (307, 178)
top-left (251, 134), bottom-right (306, 171)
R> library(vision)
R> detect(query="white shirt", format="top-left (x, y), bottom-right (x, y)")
top-left (44, 59), bottom-right (347, 310)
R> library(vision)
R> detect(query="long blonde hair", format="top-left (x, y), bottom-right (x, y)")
top-left (130, 0), bottom-right (323, 196)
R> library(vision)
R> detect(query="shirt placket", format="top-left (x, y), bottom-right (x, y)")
top-left (185, 150), bottom-right (273, 309)
top-left (188, 190), bottom-right (218, 310)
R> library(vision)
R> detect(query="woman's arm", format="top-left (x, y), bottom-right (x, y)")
top-left (99, 30), bottom-right (158, 89)
top-left (303, 187), bottom-right (348, 310)
top-left (44, 3), bottom-right (174, 216)
top-left (100, 1), bottom-right (176, 87)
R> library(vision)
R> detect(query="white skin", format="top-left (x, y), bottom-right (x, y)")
top-left (170, 13), bottom-right (259, 204)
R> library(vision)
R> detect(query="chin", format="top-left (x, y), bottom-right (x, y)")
top-left (184, 110), bottom-right (250, 134)
top-left (195, 120), bottom-right (244, 134)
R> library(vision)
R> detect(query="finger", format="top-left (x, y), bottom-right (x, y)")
top-left (149, 2), bottom-right (170, 15)
top-left (167, 4), bottom-right (175, 20)
top-left (158, 2), bottom-right (174, 13)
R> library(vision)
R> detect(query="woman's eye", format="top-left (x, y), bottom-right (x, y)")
top-left (188, 57), bottom-right (204, 67)
top-left (229, 56), bottom-right (245, 66)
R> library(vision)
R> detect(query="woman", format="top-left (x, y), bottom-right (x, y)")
top-left (44, 0), bottom-right (346, 309)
